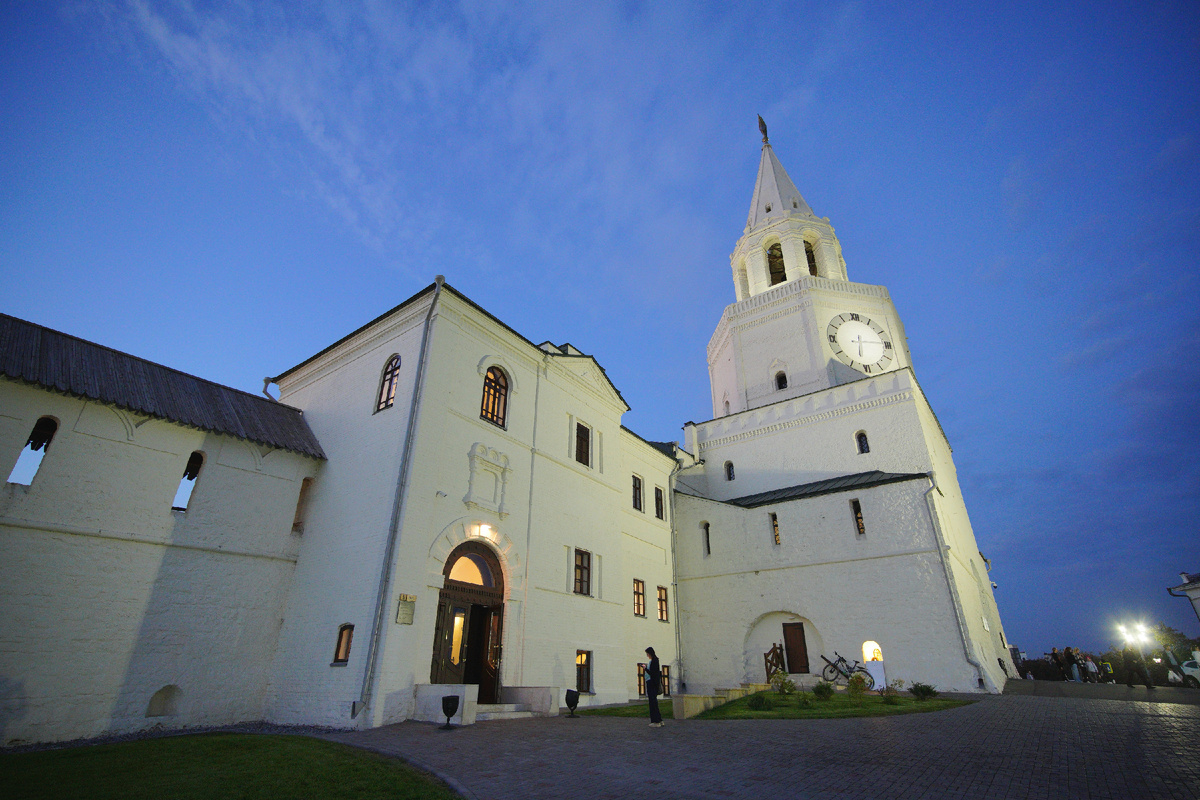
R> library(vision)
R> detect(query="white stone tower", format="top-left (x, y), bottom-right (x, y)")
top-left (709, 117), bottom-right (915, 418)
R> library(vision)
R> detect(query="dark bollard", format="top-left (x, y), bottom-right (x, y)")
top-left (440, 694), bottom-right (460, 730)
top-left (565, 689), bottom-right (579, 717)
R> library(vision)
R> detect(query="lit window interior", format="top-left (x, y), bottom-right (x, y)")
top-left (862, 640), bottom-right (883, 662)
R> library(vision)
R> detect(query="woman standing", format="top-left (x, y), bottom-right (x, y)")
top-left (645, 647), bottom-right (664, 728)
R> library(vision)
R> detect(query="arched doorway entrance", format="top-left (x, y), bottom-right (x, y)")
top-left (430, 540), bottom-right (504, 703)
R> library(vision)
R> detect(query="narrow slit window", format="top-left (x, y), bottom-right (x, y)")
top-left (702, 522), bottom-right (711, 556)
top-left (172, 451), bottom-right (204, 511)
top-left (775, 371), bottom-right (787, 391)
top-left (332, 624), bottom-right (354, 664)
top-left (856, 431), bottom-right (870, 454)
top-left (632, 475), bottom-right (643, 511)
top-left (657, 586), bottom-right (670, 622)
top-left (575, 422), bottom-right (591, 467)
top-left (851, 499), bottom-right (866, 536)
top-left (633, 579), bottom-right (645, 617)
top-left (767, 243), bottom-right (787, 285)
top-left (292, 477), bottom-right (314, 533)
top-left (770, 513), bottom-right (781, 545)
top-left (724, 461), bottom-right (735, 481)
top-left (654, 487), bottom-right (665, 520)
top-left (805, 241), bottom-right (819, 276)
top-left (6, 416), bottom-right (58, 485)
top-left (376, 355), bottom-right (401, 412)
top-left (480, 366), bottom-right (509, 427)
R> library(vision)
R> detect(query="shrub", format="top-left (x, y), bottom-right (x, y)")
top-left (846, 673), bottom-right (868, 703)
top-left (909, 682), bottom-right (939, 700)
top-left (746, 692), bottom-right (773, 711)
top-left (794, 692), bottom-right (814, 709)
top-left (880, 678), bottom-right (904, 705)
top-left (770, 672), bottom-right (797, 695)
top-left (812, 681), bottom-right (834, 700)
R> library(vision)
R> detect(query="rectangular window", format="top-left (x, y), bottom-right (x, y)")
top-left (637, 662), bottom-right (647, 697)
top-left (851, 499), bottom-right (866, 536)
top-left (633, 579), bottom-right (646, 616)
top-left (657, 586), bottom-right (669, 622)
top-left (632, 475), bottom-right (643, 511)
top-left (654, 487), bottom-right (664, 520)
top-left (332, 624), bottom-right (354, 665)
top-left (576, 650), bottom-right (592, 693)
top-left (575, 423), bottom-right (591, 467)
top-left (702, 522), bottom-right (711, 556)
top-left (574, 549), bottom-right (591, 595)
top-left (770, 512), bottom-right (780, 545)
top-left (661, 665), bottom-right (671, 697)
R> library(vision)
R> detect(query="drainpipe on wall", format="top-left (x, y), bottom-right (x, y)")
top-left (666, 448), bottom-right (685, 692)
top-left (354, 276), bottom-right (445, 720)
top-left (516, 351), bottom-right (549, 687)
top-left (922, 472), bottom-right (988, 691)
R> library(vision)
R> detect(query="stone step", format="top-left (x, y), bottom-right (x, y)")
top-left (475, 703), bottom-right (534, 721)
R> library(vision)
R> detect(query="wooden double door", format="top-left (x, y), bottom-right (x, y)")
top-left (430, 542), bottom-right (504, 703)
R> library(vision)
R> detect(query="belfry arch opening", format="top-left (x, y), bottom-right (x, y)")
top-left (804, 241), bottom-right (819, 276)
top-left (430, 539), bottom-right (505, 703)
top-left (767, 243), bottom-right (787, 285)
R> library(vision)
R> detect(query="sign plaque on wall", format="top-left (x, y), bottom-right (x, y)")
top-left (395, 594), bottom-right (417, 625)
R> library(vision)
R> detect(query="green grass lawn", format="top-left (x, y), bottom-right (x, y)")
top-left (576, 699), bottom-right (674, 718)
top-left (695, 690), bottom-right (974, 720)
top-left (0, 733), bottom-right (461, 800)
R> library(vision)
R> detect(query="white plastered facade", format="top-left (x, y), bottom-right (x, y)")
top-left (0, 135), bottom-right (1013, 745)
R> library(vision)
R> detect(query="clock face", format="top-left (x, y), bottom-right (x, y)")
top-left (827, 313), bottom-right (894, 374)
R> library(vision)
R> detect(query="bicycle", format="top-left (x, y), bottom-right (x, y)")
top-left (819, 651), bottom-right (876, 691)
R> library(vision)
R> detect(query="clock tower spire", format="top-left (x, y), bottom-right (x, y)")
top-left (706, 121), bottom-right (912, 417)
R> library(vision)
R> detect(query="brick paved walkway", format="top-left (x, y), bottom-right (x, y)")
top-left (323, 691), bottom-right (1200, 799)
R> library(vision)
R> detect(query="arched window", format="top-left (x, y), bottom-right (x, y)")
top-left (332, 624), bottom-right (354, 664)
top-left (862, 641), bottom-right (883, 662)
top-left (856, 431), bottom-right (870, 454)
top-left (805, 241), bottom-right (819, 276)
top-left (6, 416), bottom-right (58, 485)
top-left (767, 243), bottom-right (787, 285)
top-left (376, 355), bottom-right (401, 412)
top-left (775, 371), bottom-right (788, 391)
top-left (724, 461), bottom-right (735, 481)
top-left (480, 366), bottom-right (509, 427)
top-left (723, 400), bottom-right (730, 416)
top-left (172, 451), bottom-right (204, 511)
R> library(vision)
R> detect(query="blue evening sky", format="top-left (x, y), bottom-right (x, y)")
top-left (2, 1), bottom-right (1198, 657)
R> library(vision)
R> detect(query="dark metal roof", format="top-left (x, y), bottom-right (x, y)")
top-left (728, 470), bottom-right (928, 508)
top-left (0, 314), bottom-right (325, 459)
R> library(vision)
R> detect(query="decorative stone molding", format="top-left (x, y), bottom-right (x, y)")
top-left (463, 442), bottom-right (511, 518)
top-left (476, 355), bottom-right (519, 395)
top-left (425, 516), bottom-right (522, 597)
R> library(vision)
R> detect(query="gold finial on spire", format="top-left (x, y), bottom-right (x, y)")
top-left (758, 115), bottom-right (769, 144)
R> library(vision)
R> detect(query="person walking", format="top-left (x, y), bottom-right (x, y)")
top-left (645, 647), bottom-right (664, 728)
top-left (1065, 647), bottom-right (1082, 682)
top-left (1050, 647), bottom-right (1067, 680)
top-left (1123, 644), bottom-right (1154, 689)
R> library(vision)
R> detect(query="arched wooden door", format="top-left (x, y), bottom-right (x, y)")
top-left (430, 541), bottom-right (504, 703)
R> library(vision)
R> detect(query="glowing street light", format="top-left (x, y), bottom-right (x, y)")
top-left (1118, 623), bottom-right (1151, 646)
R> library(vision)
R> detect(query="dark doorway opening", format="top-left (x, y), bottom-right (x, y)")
top-left (430, 541), bottom-right (504, 703)
top-left (782, 622), bottom-right (810, 674)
